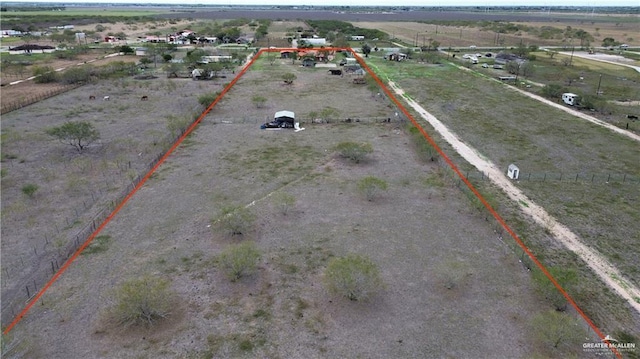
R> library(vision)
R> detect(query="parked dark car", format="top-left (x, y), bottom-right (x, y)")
top-left (261, 110), bottom-right (295, 129)
top-left (261, 118), bottom-right (294, 129)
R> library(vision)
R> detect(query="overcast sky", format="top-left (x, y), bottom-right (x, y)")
top-left (14, 0), bottom-right (640, 7)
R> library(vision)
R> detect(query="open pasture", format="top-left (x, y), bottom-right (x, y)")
top-left (0, 54), bottom-right (578, 358)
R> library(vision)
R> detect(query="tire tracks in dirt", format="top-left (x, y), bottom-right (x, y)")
top-left (387, 81), bottom-right (640, 314)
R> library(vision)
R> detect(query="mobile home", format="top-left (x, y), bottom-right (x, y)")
top-left (562, 93), bottom-right (579, 106)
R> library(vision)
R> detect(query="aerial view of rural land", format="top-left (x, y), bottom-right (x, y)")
top-left (0, 0), bottom-right (639, 357)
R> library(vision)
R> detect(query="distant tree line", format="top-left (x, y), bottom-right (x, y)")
top-left (306, 20), bottom-right (388, 42)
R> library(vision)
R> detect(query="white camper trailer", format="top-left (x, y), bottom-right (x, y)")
top-left (562, 93), bottom-right (579, 106)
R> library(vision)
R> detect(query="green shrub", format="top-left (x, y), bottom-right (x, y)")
top-left (216, 206), bottom-right (255, 236)
top-left (531, 266), bottom-right (577, 311)
top-left (166, 115), bottom-right (192, 137)
top-left (407, 125), bottom-right (438, 162)
top-left (198, 92), bottom-right (219, 106)
top-left (108, 275), bottom-right (174, 327)
top-left (531, 310), bottom-right (586, 353)
top-left (324, 254), bottom-right (384, 301)
top-left (82, 235), bottom-right (111, 255)
top-left (21, 183), bottom-right (39, 198)
top-left (357, 176), bottom-right (388, 201)
top-left (334, 142), bottom-right (373, 163)
top-left (282, 72), bottom-right (296, 84)
top-left (61, 66), bottom-right (92, 84)
top-left (33, 66), bottom-right (58, 83)
top-left (541, 83), bottom-right (567, 100)
top-left (218, 241), bottom-right (261, 282)
top-left (46, 121), bottom-right (100, 152)
top-left (252, 95), bottom-right (267, 108)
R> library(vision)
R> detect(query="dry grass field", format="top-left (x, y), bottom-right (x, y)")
top-left (355, 17), bottom-right (639, 48)
top-left (2, 9), bottom-right (639, 358)
top-left (1, 54), bottom-right (590, 358)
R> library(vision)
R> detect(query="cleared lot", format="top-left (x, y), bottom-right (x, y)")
top-left (2, 56), bottom-right (569, 358)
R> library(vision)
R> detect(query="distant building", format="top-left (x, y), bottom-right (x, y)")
top-left (1, 30), bottom-right (23, 37)
top-left (298, 38), bottom-right (326, 47)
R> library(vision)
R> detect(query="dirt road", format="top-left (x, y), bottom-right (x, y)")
top-left (450, 62), bottom-right (640, 143)
top-left (388, 81), bottom-right (640, 314)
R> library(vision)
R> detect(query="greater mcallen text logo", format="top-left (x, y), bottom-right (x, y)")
top-left (583, 335), bottom-right (636, 354)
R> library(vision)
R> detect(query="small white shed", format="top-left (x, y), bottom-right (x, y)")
top-left (562, 93), bottom-right (579, 106)
top-left (507, 164), bottom-right (520, 180)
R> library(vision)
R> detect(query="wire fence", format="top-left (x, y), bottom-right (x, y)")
top-left (435, 158), bottom-right (633, 352)
top-left (1, 84), bottom-right (82, 115)
top-left (0, 105), bottom-right (201, 328)
top-left (461, 169), bottom-right (639, 185)
top-left (207, 115), bottom-right (404, 125)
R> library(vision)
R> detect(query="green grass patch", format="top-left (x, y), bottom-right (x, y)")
top-left (82, 235), bottom-right (112, 255)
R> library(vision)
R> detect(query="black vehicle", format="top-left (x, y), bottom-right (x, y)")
top-left (261, 110), bottom-right (295, 129)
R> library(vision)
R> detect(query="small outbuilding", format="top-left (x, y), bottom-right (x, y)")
top-left (562, 93), bottom-right (579, 106)
top-left (507, 164), bottom-right (520, 180)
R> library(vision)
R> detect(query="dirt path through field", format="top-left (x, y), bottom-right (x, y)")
top-left (509, 85), bottom-right (640, 142)
top-left (447, 62), bottom-right (640, 143)
top-left (388, 81), bottom-right (640, 314)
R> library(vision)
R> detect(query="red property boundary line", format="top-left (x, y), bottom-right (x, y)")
top-left (346, 49), bottom-right (620, 358)
top-left (2, 47), bottom-right (621, 357)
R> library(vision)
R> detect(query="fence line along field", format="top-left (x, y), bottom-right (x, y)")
top-left (0, 76), bottom-right (223, 329)
top-left (365, 55), bottom-right (640, 340)
top-left (1, 52), bottom-right (589, 358)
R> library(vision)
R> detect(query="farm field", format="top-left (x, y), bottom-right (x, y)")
top-left (355, 17), bottom-right (640, 48)
top-left (365, 56), bottom-right (640, 335)
top-left (1, 54), bottom-right (592, 358)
